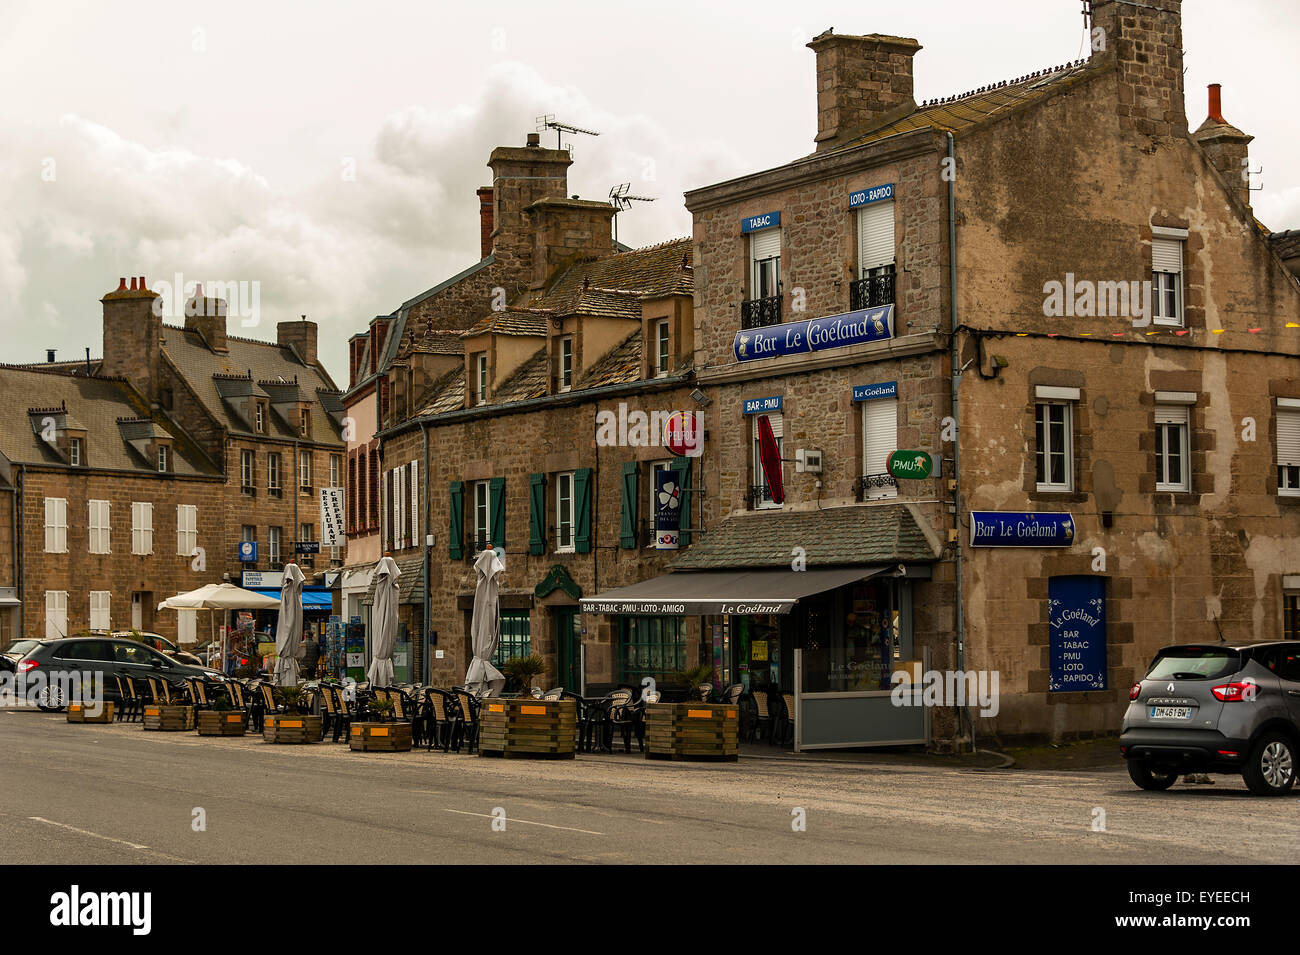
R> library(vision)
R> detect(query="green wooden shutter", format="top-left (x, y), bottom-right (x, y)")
top-left (574, 467), bottom-right (593, 554)
top-left (672, 456), bottom-right (694, 546)
top-left (490, 476), bottom-right (506, 548)
top-left (528, 473), bottom-right (546, 556)
top-left (448, 481), bottom-right (464, 560)
top-left (619, 461), bottom-right (639, 549)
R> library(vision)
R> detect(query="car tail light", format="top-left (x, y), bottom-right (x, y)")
top-left (17, 660), bottom-right (39, 672)
top-left (1129, 682), bottom-right (1141, 701)
top-left (1217, 750), bottom-right (1239, 757)
top-left (1211, 682), bottom-right (1255, 702)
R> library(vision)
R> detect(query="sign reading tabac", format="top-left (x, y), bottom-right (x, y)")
top-left (970, 511), bottom-right (1075, 547)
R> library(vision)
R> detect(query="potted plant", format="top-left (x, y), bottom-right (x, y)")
top-left (502, 654), bottom-right (548, 695)
top-left (479, 660), bottom-right (576, 760)
top-left (263, 685), bottom-right (322, 744)
top-left (196, 695), bottom-right (247, 737)
top-left (143, 697), bottom-right (196, 732)
top-left (646, 663), bottom-right (738, 761)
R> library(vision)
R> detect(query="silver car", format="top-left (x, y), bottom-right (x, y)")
top-left (1121, 642), bottom-right (1300, 795)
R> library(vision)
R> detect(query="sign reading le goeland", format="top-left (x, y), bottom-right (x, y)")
top-left (970, 511), bottom-right (1075, 547)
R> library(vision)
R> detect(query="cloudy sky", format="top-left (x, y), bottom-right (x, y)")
top-left (3, 0), bottom-right (1295, 381)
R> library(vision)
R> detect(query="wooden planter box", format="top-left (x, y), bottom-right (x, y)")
top-left (143, 704), bottom-right (196, 732)
top-left (263, 713), bottom-right (322, 744)
top-left (479, 698), bottom-right (576, 759)
top-left (349, 722), bottom-right (413, 752)
top-left (197, 710), bottom-right (248, 737)
top-left (66, 701), bottom-right (114, 724)
top-left (646, 703), bottom-right (739, 761)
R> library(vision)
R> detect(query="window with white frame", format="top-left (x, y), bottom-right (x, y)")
top-left (752, 413), bottom-right (784, 509)
top-left (390, 466), bottom-right (406, 549)
top-left (70, 437), bottom-right (83, 467)
top-left (473, 480), bottom-right (492, 550)
top-left (558, 337), bottom-right (573, 392)
top-left (88, 500), bottom-right (111, 554)
top-left (268, 526), bottom-right (282, 566)
top-left (1277, 399), bottom-right (1300, 496)
top-left (268, 452), bottom-right (282, 492)
top-left (300, 408), bottom-right (310, 437)
top-left (330, 453), bottom-right (342, 488)
top-left (131, 502), bottom-right (153, 555)
top-left (45, 590), bottom-right (68, 639)
top-left (1155, 395), bottom-right (1193, 492)
top-left (89, 591), bottom-right (111, 631)
top-left (855, 199), bottom-right (896, 310)
top-left (44, 497), bottom-right (67, 553)
top-left (255, 403), bottom-right (265, 433)
top-left (299, 450), bottom-right (312, 489)
top-left (555, 471), bottom-right (575, 552)
top-left (299, 523), bottom-right (314, 551)
top-left (654, 320), bottom-right (670, 377)
top-left (750, 229), bottom-right (781, 301)
top-left (861, 397), bottom-right (899, 500)
top-left (157, 445), bottom-right (169, 472)
top-left (1151, 229), bottom-right (1186, 326)
top-left (176, 504), bottom-right (197, 557)
top-left (474, 353), bottom-right (488, 405)
top-left (241, 449), bottom-right (255, 488)
top-left (1034, 387), bottom-right (1078, 492)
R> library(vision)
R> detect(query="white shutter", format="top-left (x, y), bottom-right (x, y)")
top-left (862, 398), bottom-right (899, 499)
top-left (132, 502), bottom-right (154, 555)
top-left (1152, 238), bottom-right (1183, 274)
top-left (1154, 404), bottom-right (1189, 426)
top-left (46, 591), bottom-right (67, 639)
top-left (89, 500), bottom-right (110, 554)
top-left (1278, 408), bottom-right (1300, 467)
top-left (380, 470), bottom-right (388, 549)
top-left (750, 228), bottom-right (780, 261)
top-left (177, 609), bottom-right (197, 644)
top-left (392, 469), bottom-right (403, 549)
top-left (45, 498), bottom-right (60, 553)
top-left (89, 591), bottom-right (110, 631)
top-left (858, 201), bottom-right (895, 272)
top-left (409, 460), bottom-right (419, 547)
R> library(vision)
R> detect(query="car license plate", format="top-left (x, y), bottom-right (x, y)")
top-left (1150, 706), bottom-right (1191, 720)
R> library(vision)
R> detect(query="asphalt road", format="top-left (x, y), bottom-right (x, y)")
top-left (2, 708), bottom-right (1296, 864)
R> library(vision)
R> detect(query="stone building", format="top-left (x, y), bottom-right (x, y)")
top-left (0, 276), bottom-right (346, 644)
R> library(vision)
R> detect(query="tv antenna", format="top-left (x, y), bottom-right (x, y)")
top-left (536, 114), bottom-right (600, 153)
top-left (608, 182), bottom-right (656, 246)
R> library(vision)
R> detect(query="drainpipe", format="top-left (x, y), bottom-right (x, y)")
top-left (947, 131), bottom-right (972, 753)
top-left (14, 464), bottom-right (24, 636)
top-left (421, 420), bottom-right (430, 685)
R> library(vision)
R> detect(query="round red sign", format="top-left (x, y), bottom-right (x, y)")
top-left (663, 411), bottom-right (701, 457)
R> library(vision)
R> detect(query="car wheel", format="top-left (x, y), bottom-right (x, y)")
top-left (1243, 733), bottom-right (1296, 796)
top-left (36, 684), bottom-right (66, 712)
top-left (1127, 760), bottom-right (1179, 791)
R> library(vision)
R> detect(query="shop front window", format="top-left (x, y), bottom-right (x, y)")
top-left (618, 616), bottom-right (685, 684)
top-left (800, 580), bottom-right (903, 693)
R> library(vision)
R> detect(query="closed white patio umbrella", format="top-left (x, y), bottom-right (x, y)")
top-left (274, 563), bottom-right (306, 686)
top-left (368, 556), bottom-right (400, 687)
top-left (465, 548), bottom-right (507, 696)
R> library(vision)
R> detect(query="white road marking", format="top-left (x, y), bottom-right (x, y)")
top-left (28, 816), bottom-right (149, 849)
top-left (441, 808), bottom-right (603, 835)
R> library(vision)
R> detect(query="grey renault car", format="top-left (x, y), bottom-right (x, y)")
top-left (1121, 642), bottom-right (1300, 795)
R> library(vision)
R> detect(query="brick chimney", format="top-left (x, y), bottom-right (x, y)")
top-left (278, 317), bottom-right (319, 366)
top-left (477, 186), bottom-right (495, 259)
top-left (184, 283), bottom-right (229, 352)
top-left (487, 135), bottom-right (572, 281)
top-left (1089, 0), bottom-right (1186, 140)
top-left (527, 198), bottom-right (616, 289)
top-left (101, 276), bottom-right (163, 403)
top-left (1193, 84), bottom-right (1253, 209)
top-left (807, 30), bottom-right (921, 152)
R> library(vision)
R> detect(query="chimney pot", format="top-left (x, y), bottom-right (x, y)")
top-left (1207, 83), bottom-right (1224, 123)
top-left (526, 133), bottom-right (540, 147)
top-left (138, 276), bottom-right (146, 291)
top-left (46, 349), bottom-right (55, 363)
top-left (129, 277), bottom-right (138, 291)
top-left (117, 277), bottom-right (127, 291)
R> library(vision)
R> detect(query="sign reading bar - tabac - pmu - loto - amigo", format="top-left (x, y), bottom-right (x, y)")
top-left (970, 511), bottom-right (1075, 547)
top-left (734, 305), bottom-right (893, 363)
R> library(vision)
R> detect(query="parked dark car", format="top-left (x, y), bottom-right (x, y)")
top-left (109, 630), bottom-right (204, 667)
top-left (2, 638), bottom-right (40, 673)
top-left (1121, 642), bottom-right (1300, 795)
top-left (15, 636), bottom-right (224, 711)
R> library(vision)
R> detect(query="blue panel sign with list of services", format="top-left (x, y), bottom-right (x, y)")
top-left (969, 511), bottom-right (1075, 547)
top-left (741, 211), bottom-right (780, 233)
top-left (1048, 575), bottom-right (1107, 692)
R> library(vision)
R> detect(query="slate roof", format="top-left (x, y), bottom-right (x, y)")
top-left (161, 326), bottom-right (343, 444)
top-left (524, 238), bottom-right (692, 314)
top-left (493, 349), bottom-right (549, 403)
top-left (411, 330), bottom-right (470, 355)
top-left (419, 367), bottom-right (467, 416)
top-left (463, 310), bottom-right (548, 338)
top-left (671, 504), bottom-right (940, 570)
top-left (363, 553), bottom-right (426, 606)
top-left (577, 331), bottom-right (643, 389)
top-left (0, 367), bottom-right (217, 476)
top-left (1270, 230), bottom-right (1300, 261)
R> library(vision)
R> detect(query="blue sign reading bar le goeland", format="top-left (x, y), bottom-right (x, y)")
top-left (743, 396), bottom-right (783, 415)
top-left (970, 511), bottom-right (1075, 548)
top-left (849, 183), bottom-right (894, 208)
top-left (852, 381), bottom-right (897, 402)
top-left (741, 211), bottom-right (780, 234)
top-left (733, 305), bottom-right (893, 363)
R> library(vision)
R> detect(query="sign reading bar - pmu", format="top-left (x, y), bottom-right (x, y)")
top-left (970, 511), bottom-right (1075, 547)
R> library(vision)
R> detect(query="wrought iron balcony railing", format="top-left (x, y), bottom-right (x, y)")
top-left (856, 472), bottom-right (899, 501)
top-left (748, 484), bottom-right (782, 509)
top-left (850, 266), bottom-right (896, 311)
top-left (740, 294), bottom-right (783, 329)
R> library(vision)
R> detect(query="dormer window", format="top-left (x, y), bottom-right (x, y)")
top-left (654, 320), bottom-right (670, 377)
top-left (474, 353), bottom-right (488, 405)
top-left (299, 408), bottom-right (310, 438)
top-left (255, 403), bottom-right (266, 434)
top-left (70, 438), bottom-right (83, 467)
top-left (157, 445), bottom-right (169, 473)
top-left (558, 337), bottom-right (573, 392)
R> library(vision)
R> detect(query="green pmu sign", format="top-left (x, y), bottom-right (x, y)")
top-left (887, 450), bottom-right (933, 480)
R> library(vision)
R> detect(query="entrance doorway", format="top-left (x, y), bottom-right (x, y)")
top-left (555, 608), bottom-right (581, 693)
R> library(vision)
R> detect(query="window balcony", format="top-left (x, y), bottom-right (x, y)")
top-left (740, 294), bottom-right (783, 329)
top-left (850, 266), bottom-right (896, 311)
top-left (856, 472), bottom-right (899, 501)
top-left (747, 484), bottom-right (782, 510)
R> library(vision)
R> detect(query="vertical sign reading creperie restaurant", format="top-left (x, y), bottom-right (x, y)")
top-left (319, 487), bottom-right (346, 547)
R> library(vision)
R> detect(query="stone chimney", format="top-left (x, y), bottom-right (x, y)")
top-left (278, 317), bottom-right (319, 366)
top-left (1089, 0), bottom-right (1186, 140)
top-left (477, 186), bottom-right (495, 259)
top-left (1193, 84), bottom-right (1253, 209)
top-left (807, 30), bottom-right (921, 152)
top-left (184, 283), bottom-right (229, 352)
top-left (101, 276), bottom-right (163, 403)
top-left (487, 135), bottom-right (572, 280)
top-left (527, 198), bottom-right (616, 289)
